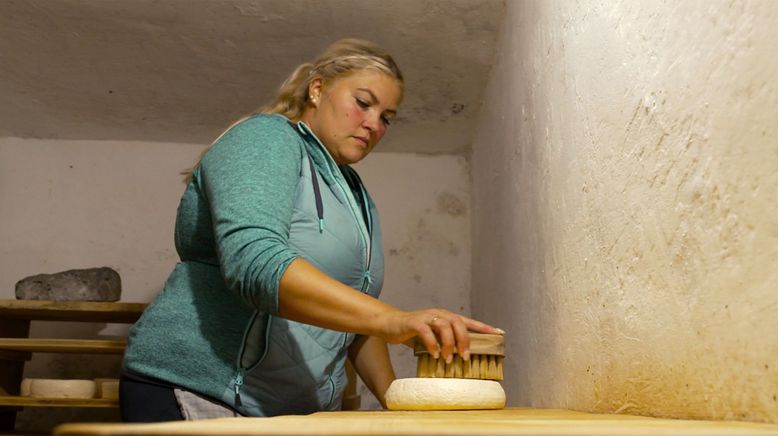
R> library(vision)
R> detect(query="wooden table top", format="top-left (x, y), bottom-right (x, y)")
top-left (53, 407), bottom-right (778, 435)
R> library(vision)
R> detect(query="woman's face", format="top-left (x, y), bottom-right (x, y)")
top-left (302, 70), bottom-right (402, 165)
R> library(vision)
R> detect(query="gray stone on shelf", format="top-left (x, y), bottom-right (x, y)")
top-left (15, 267), bottom-right (122, 301)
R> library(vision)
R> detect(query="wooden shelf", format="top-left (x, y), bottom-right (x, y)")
top-left (0, 338), bottom-right (126, 354)
top-left (0, 395), bottom-right (117, 408)
top-left (0, 300), bottom-right (147, 323)
top-left (0, 300), bottom-right (143, 431)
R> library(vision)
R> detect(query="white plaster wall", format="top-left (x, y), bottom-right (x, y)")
top-left (0, 138), bottom-right (470, 420)
top-left (0, 138), bottom-right (195, 303)
top-left (471, 0), bottom-right (778, 423)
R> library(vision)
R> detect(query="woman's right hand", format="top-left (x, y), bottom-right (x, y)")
top-left (376, 309), bottom-right (504, 364)
top-left (277, 258), bottom-right (504, 363)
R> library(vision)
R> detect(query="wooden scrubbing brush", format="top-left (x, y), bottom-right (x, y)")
top-left (414, 333), bottom-right (504, 381)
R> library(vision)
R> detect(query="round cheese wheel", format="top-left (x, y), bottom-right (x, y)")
top-left (26, 379), bottom-right (96, 399)
top-left (385, 378), bottom-right (506, 411)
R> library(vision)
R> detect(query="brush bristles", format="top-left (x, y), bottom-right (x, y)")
top-left (416, 353), bottom-right (503, 381)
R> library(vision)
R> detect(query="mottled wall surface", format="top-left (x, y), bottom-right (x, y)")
top-left (471, 0), bottom-right (778, 423)
top-left (0, 139), bottom-right (470, 424)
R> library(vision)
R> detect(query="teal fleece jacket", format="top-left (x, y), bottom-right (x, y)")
top-left (122, 114), bottom-right (384, 416)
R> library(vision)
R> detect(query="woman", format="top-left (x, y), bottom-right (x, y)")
top-left (120, 38), bottom-right (503, 422)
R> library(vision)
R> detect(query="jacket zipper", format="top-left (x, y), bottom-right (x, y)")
top-left (300, 123), bottom-right (372, 292)
top-left (232, 311), bottom-right (273, 409)
top-left (325, 375), bottom-right (336, 409)
top-left (357, 182), bottom-right (373, 293)
top-left (331, 177), bottom-right (370, 287)
top-left (298, 121), bottom-right (373, 353)
top-left (232, 310), bottom-right (256, 409)
top-left (332, 177), bottom-right (370, 353)
top-left (233, 368), bottom-right (244, 407)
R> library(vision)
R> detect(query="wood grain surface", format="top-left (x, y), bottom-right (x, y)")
top-left (53, 407), bottom-right (778, 435)
top-left (0, 395), bottom-right (117, 408)
top-left (0, 338), bottom-right (126, 354)
top-left (414, 333), bottom-right (504, 356)
top-left (0, 299), bottom-right (147, 323)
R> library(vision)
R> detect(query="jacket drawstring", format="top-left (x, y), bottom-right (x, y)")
top-left (308, 154), bottom-right (325, 233)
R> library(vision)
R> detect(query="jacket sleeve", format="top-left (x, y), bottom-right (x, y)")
top-left (198, 116), bottom-right (302, 315)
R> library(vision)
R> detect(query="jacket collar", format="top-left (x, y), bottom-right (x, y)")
top-left (287, 118), bottom-right (345, 187)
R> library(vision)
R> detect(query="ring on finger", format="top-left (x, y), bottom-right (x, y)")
top-left (429, 315), bottom-right (440, 324)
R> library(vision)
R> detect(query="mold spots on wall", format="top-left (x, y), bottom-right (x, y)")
top-left (641, 90), bottom-right (664, 115)
top-left (435, 191), bottom-right (466, 217)
top-left (388, 217), bottom-right (462, 259)
top-left (384, 209), bottom-right (465, 293)
top-left (387, 189), bottom-right (467, 268)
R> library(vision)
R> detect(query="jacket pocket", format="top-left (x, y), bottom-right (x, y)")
top-left (237, 311), bottom-right (270, 370)
top-left (237, 317), bottom-right (345, 416)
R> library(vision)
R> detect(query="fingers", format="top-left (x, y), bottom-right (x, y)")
top-left (424, 312), bottom-right (476, 363)
top-left (384, 309), bottom-right (504, 364)
top-left (459, 315), bottom-right (506, 335)
top-left (450, 318), bottom-right (470, 361)
top-left (430, 316), bottom-right (455, 363)
top-left (416, 322), bottom-right (439, 359)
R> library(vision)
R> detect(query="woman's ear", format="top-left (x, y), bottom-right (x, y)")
top-left (308, 77), bottom-right (323, 107)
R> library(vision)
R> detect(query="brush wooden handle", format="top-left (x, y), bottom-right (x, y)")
top-left (413, 333), bottom-right (504, 356)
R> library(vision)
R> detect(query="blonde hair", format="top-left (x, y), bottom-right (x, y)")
top-left (182, 38), bottom-right (403, 182)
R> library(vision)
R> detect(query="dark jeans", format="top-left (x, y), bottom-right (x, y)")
top-left (119, 370), bottom-right (184, 422)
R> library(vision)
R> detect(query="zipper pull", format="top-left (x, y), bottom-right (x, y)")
top-left (319, 218), bottom-right (325, 233)
top-left (361, 270), bottom-right (372, 292)
top-left (234, 370), bottom-right (244, 407)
